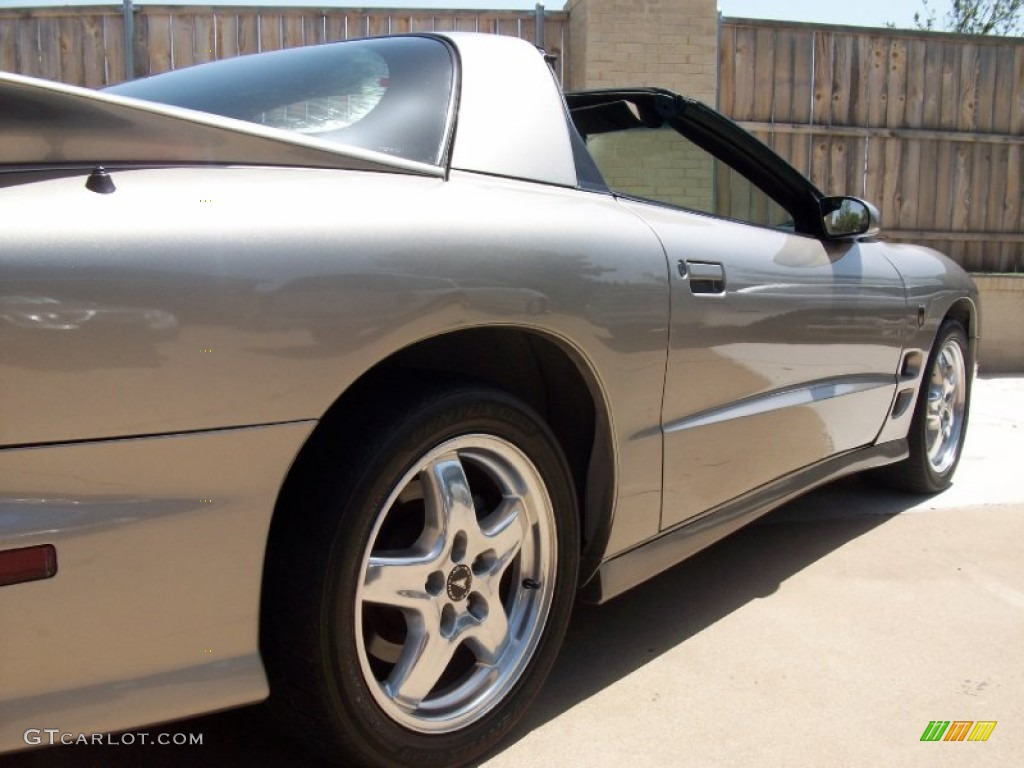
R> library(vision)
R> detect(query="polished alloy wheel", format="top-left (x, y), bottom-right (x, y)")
top-left (924, 336), bottom-right (967, 475)
top-left (355, 434), bottom-right (557, 733)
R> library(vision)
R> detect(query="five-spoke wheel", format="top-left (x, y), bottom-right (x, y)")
top-left (356, 434), bottom-right (558, 732)
top-left (262, 384), bottom-right (578, 768)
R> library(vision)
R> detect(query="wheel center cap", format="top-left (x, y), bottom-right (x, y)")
top-left (446, 564), bottom-right (473, 602)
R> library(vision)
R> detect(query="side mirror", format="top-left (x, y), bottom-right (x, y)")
top-left (821, 197), bottom-right (880, 239)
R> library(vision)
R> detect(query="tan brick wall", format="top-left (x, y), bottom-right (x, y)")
top-left (564, 0), bottom-right (719, 106)
top-left (587, 128), bottom-right (715, 212)
top-left (973, 275), bottom-right (1024, 373)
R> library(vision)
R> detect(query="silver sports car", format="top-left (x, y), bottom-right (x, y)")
top-left (0, 32), bottom-right (977, 767)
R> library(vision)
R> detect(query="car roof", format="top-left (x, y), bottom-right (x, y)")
top-left (1, 33), bottom-right (578, 188)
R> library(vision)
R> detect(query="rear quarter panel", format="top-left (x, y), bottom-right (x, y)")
top-left (0, 166), bottom-right (673, 746)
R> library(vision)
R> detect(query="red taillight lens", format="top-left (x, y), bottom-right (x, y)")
top-left (0, 544), bottom-right (58, 587)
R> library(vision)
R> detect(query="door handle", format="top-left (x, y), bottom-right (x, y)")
top-left (681, 260), bottom-right (725, 295)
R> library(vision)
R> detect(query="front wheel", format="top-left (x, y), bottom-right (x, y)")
top-left (263, 385), bottom-right (579, 767)
top-left (879, 319), bottom-right (972, 493)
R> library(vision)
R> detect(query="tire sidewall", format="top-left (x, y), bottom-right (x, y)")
top-left (318, 388), bottom-right (579, 768)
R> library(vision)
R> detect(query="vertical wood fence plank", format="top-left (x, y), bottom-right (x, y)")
top-left (282, 14), bottom-right (304, 48)
top-left (752, 27), bottom-right (775, 122)
top-left (915, 133), bottom-right (939, 229)
top-left (958, 43), bottom-right (979, 132)
top-left (236, 12), bottom-right (258, 54)
top-left (133, 11), bottom-right (149, 78)
top-left (80, 13), bottom-right (106, 85)
top-left (812, 30), bottom-right (831, 125)
top-left (104, 14), bottom-right (125, 83)
top-left (193, 14), bottom-right (215, 64)
top-left (58, 17), bottom-right (83, 85)
top-left (988, 44), bottom-right (1011, 133)
top-left (303, 13), bottom-right (326, 45)
top-left (16, 17), bottom-right (40, 78)
top-left (851, 34), bottom-right (871, 126)
top-left (829, 138), bottom-right (848, 196)
top-left (791, 29), bottom-right (814, 126)
top-left (951, 142), bottom-right (972, 233)
top-left (921, 38), bottom-right (943, 128)
top-left (0, 17), bottom-right (15, 75)
top-left (410, 15), bottom-right (435, 33)
top-left (1011, 46), bottom-right (1024, 135)
top-left (1006, 144), bottom-right (1023, 233)
top-left (885, 36), bottom-right (906, 127)
top-left (146, 12), bottom-right (171, 75)
top-left (731, 25), bottom-right (755, 121)
top-left (259, 13), bottom-right (282, 52)
top-left (216, 13), bottom-right (239, 59)
top-left (904, 37), bottom-right (926, 129)
top-left (939, 41), bottom-right (960, 131)
top-left (367, 14), bottom-right (390, 37)
top-left (975, 44), bottom-right (998, 134)
top-left (324, 13), bottom-right (344, 41)
top-left (831, 34), bottom-right (853, 126)
top-left (718, 22), bottom-right (735, 114)
top-left (934, 140), bottom-right (955, 233)
top-left (864, 136), bottom-right (885, 213)
top-left (968, 142), bottom-right (991, 235)
top-left (810, 134), bottom-right (830, 191)
top-left (850, 136), bottom-right (869, 199)
top-left (171, 13), bottom-right (195, 70)
top-left (771, 29), bottom-right (794, 122)
top-left (795, 135), bottom-right (814, 179)
top-left (985, 144), bottom-right (1007, 238)
top-left (866, 35), bottom-right (888, 127)
top-left (881, 138), bottom-right (903, 225)
top-left (898, 137), bottom-right (922, 230)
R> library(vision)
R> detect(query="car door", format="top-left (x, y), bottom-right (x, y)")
top-left (571, 92), bottom-right (908, 528)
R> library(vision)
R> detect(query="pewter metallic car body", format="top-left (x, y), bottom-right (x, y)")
top-left (0, 32), bottom-right (977, 752)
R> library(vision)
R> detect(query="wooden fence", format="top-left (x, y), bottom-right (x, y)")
top-left (0, 4), bottom-right (569, 86)
top-left (720, 19), bottom-right (1024, 272)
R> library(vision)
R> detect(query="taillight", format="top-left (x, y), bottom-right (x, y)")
top-left (0, 544), bottom-right (58, 587)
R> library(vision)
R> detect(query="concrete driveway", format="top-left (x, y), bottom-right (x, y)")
top-left (3, 375), bottom-right (1021, 768)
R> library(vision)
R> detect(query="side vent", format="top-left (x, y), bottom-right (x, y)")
top-left (899, 350), bottom-right (924, 381)
top-left (891, 388), bottom-right (915, 418)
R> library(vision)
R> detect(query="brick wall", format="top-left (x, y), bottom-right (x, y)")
top-left (564, 0), bottom-right (718, 106)
top-left (587, 127), bottom-right (715, 212)
top-left (973, 276), bottom-right (1024, 372)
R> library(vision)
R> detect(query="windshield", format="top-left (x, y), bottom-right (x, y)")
top-left (107, 36), bottom-right (454, 166)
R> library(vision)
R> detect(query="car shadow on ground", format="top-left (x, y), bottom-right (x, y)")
top-left (0, 477), bottom-right (927, 768)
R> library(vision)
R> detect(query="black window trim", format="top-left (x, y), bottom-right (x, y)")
top-left (565, 88), bottom-right (828, 236)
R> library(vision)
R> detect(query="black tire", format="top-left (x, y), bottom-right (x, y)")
top-left (262, 383), bottom-right (579, 767)
top-left (876, 319), bottom-right (972, 493)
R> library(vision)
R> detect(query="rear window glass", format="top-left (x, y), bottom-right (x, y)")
top-left (107, 37), bottom-right (453, 166)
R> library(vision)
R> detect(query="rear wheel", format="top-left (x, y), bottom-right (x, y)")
top-left (878, 320), bottom-right (971, 493)
top-left (263, 384), bottom-right (579, 767)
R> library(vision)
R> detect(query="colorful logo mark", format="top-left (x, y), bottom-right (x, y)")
top-left (921, 721), bottom-right (997, 742)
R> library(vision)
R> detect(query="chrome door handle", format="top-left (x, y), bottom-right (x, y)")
top-left (681, 260), bottom-right (725, 294)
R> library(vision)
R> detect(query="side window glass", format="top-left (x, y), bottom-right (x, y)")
top-left (586, 124), bottom-right (793, 230)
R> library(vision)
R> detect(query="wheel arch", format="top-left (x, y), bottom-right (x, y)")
top-left (944, 296), bottom-right (980, 368)
top-left (262, 326), bottom-right (616, 606)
